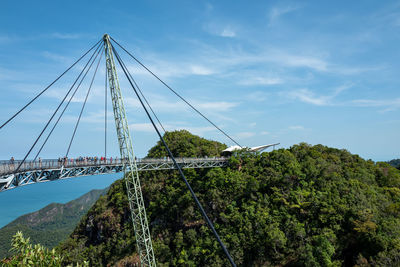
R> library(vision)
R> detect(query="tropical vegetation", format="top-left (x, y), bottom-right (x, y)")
top-left (54, 130), bottom-right (400, 266)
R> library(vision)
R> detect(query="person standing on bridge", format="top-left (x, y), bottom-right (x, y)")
top-left (10, 157), bottom-right (15, 171)
top-left (39, 157), bottom-right (42, 168)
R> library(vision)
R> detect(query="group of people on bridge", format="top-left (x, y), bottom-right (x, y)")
top-left (3, 156), bottom-right (122, 174)
top-left (56, 156), bottom-right (119, 165)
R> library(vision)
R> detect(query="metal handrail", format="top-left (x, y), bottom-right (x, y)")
top-left (0, 157), bottom-right (228, 176)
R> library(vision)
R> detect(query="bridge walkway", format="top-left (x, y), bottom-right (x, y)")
top-left (0, 157), bottom-right (229, 192)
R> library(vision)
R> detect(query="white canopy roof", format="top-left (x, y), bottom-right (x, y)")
top-left (222, 143), bottom-right (279, 153)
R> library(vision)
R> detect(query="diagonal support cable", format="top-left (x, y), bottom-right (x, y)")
top-left (33, 44), bottom-right (103, 161)
top-left (110, 37), bottom-right (241, 147)
top-left (105, 61), bottom-right (108, 158)
top-left (13, 42), bottom-right (103, 175)
top-left (65, 46), bottom-right (103, 157)
top-left (0, 39), bottom-right (102, 130)
top-left (112, 44), bottom-right (237, 267)
top-left (115, 51), bottom-right (166, 133)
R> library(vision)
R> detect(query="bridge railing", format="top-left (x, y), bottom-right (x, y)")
top-left (0, 157), bottom-right (228, 176)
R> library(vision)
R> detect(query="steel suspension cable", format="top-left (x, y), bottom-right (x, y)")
top-left (112, 45), bottom-right (237, 267)
top-left (105, 61), bottom-right (108, 159)
top-left (13, 42), bottom-right (102, 174)
top-left (33, 44), bottom-right (104, 161)
top-left (65, 47), bottom-right (103, 158)
top-left (0, 39), bottom-right (102, 130)
top-left (115, 51), bottom-right (166, 133)
top-left (110, 37), bottom-right (241, 147)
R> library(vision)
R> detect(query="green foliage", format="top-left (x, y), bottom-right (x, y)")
top-left (57, 132), bottom-right (400, 266)
top-left (0, 231), bottom-right (88, 267)
top-left (146, 130), bottom-right (227, 158)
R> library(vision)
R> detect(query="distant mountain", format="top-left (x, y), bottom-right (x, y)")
top-left (0, 187), bottom-right (108, 259)
top-left (388, 159), bottom-right (400, 169)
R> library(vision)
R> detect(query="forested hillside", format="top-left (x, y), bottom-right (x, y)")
top-left (57, 130), bottom-right (400, 266)
top-left (0, 188), bottom-right (107, 259)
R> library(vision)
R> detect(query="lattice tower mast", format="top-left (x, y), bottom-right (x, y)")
top-left (103, 34), bottom-right (156, 267)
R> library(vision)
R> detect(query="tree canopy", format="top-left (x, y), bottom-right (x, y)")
top-left (55, 132), bottom-right (400, 266)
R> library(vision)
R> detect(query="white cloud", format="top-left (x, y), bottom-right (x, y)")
top-left (236, 132), bottom-right (256, 139)
top-left (268, 5), bottom-right (301, 25)
top-left (42, 51), bottom-right (70, 63)
top-left (173, 126), bottom-right (216, 136)
top-left (51, 33), bottom-right (81, 40)
top-left (125, 60), bottom-right (216, 78)
top-left (244, 91), bottom-right (269, 102)
top-left (288, 125), bottom-right (304, 130)
top-left (203, 22), bottom-right (237, 38)
top-left (124, 95), bottom-right (238, 114)
top-left (274, 53), bottom-right (328, 71)
top-left (239, 76), bottom-right (283, 86)
top-left (189, 65), bottom-right (214, 75)
top-left (129, 123), bottom-right (154, 132)
top-left (287, 84), bottom-right (351, 106)
top-left (220, 27), bottom-right (236, 38)
top-left (288, 88), bottom-right (331, 106)
top-left (129, 122), bottom-right (217, 136)
top-left (212, 48), bottom-right (329, 73)
top-left (195, 101), bottom-right (238, 112)
top-left (351, 98), bottom-right (400, 111)
top-left (261, 131), bottom-right (269, 135)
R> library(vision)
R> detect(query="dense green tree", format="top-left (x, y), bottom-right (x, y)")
top-left (57, 132), bottom-right (400, 266)
top-left (0, 231), bottom-right (88, 267)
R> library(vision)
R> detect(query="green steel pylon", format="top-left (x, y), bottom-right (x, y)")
top-left (103, 34), bottom-right (156, 267)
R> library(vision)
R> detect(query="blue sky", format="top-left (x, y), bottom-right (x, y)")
top-left (1, 1), bottom-right (400, 162)
top-left (0, 0), bottom-right (400, 228)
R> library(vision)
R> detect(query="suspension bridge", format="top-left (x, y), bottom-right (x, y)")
top-left (0, 157), bottom-right (228, 192)
top-left (0, 34), bottom-right (241, 266)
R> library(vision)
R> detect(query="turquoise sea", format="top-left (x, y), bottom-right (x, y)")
top-left (0, 173), bottom-right (122, 228)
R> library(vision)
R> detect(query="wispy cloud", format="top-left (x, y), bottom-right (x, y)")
top-left (244, 91), bottom-right (269, 102)
top-left (286, 84), bottom-right (400, 112)
top-left (235, 131), bottom-right (256, 139)
top-left (126, 60), bottom-right (216, 78)
top-left (129, 123), bottom-right (154, 132)
top-left (239, 76), bottom-right (283, 86)
top-left (203, 22), bottom-right (237, 38)
top-left (288, 125), bottom-right (305, 130)
top-left (288, 88), bottom-right (331, 106)
top-left (195, 101), bottom-right (238, 112)
top-left (124, 95), bottom-right (238, 114)
top-left (42, 51), bottom-right (70, 63)
top-left (287, 84), bottom-right (351, 106)
top-left (271, 52), bottom-right (328, 71)
top-left (129, 122), bottom-right (217, 136)
top-left (351, 98), bottom-right (400, 112)
top-left (220, 27), bottom-right (236, 38)
top-left (189, 65), bottom-right (215, 75)
top-left (51, 33), bottom-right (82, 40)
top-left (268, 5), bottom-right (301, 25)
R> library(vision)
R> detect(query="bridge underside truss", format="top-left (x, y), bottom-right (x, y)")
top-left (0, 158), bottom-right (228, 192)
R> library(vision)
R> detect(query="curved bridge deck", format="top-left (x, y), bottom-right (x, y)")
top-left (0, 158), bottom-right (228, 192)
